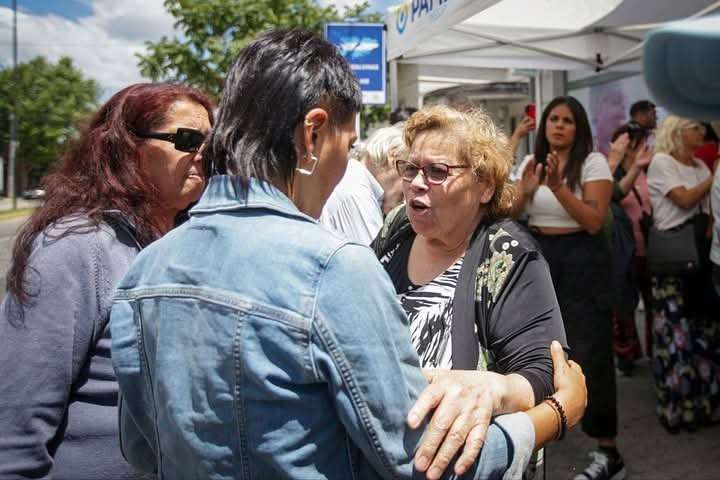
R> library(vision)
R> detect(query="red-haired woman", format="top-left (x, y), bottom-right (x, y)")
top-left (0, 83), bottom-right (213, 479)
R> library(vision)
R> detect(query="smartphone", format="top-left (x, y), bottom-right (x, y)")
top-left (524, 103), bottom-right (536, 121)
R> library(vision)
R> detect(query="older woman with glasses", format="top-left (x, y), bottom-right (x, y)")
top-left (646, 115), bottom-right (719, 433)
top-left (111, 32), bottom-right (586, 480)
top-left (0, 83), bottom-right (213, 479)
top-left (373, 105), bottom-right (569, 475)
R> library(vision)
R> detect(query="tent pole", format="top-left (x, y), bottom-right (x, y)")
top-left (406, 28), bottom-right (598, 58)
top-left (534, 72), bottom-right (543, 121)
top-left (617, 0), bottom-right (720, 32)
top-left (389, 60), bottom-right (399, 111)
top-left (403, 29), bottom-right (596, 68)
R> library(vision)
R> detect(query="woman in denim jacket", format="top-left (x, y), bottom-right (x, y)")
top-left (0, 83), bottom-right (213, 479)
top-left (111, 30), bottom-right (587, 480)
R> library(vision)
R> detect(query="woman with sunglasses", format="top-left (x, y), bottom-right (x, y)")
top-left (0, 82), bottom-right (213, 479)
top-left (646, 116), bottom-right (719, 433)
top-left (373, 105), bottom-right (569, 476)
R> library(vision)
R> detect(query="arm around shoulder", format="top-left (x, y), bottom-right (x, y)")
top-left (310, 243), bottom-right (538, 479)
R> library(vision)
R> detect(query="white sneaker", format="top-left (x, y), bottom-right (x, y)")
top-left (572, 450), bottom-right (626, 480)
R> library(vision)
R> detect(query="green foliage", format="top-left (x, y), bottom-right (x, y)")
top-left (138, 0), bottom-right (388, 134)
top-left (0, 57), bottom-right (99, 184)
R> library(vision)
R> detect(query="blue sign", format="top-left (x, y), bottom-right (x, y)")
top-left (325, 23), bottom-right (386, 105)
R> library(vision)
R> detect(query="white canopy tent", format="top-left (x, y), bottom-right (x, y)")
top-left (386, 0), bottom-right (720, 107)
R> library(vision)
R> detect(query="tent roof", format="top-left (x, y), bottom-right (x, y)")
top-left (387, 0), bottom-right (720, 71)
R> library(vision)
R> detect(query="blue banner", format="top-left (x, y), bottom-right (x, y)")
top-left (325, 23), bottom-right (386, 105)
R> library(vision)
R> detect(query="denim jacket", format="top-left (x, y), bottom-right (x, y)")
top-left (111, 175), bottom-right (535, 480)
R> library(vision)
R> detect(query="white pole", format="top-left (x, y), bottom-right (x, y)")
top-left (389, 60), bottom-right (399, 111)
top-left (8, 0), bottom-right (18, 209)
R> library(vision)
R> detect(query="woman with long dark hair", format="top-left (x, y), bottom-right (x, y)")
top-left (512, 96), bottom-right (623, 480)
top-left (0, 83), bottom-right (213, 479)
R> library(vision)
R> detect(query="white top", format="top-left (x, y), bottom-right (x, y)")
top-left (512, 152), bottom-right (612, 229)
top-left (710, 168), bottom-right (720, 266)
top-left (646, 153), bottom-right (711, 231)
top-left (319, 159), bottom-right (384, 245)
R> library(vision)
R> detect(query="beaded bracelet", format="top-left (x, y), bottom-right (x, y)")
top-left (543, 400), bottom-right (561, 441)
top-left (544, 396), bottom-right (568, 440)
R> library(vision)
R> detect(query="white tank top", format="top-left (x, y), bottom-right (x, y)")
top-left (513, 153), bottom-right (612, 229)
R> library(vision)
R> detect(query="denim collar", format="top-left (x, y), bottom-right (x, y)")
top-left (190, 175), bottom-right (315, 224)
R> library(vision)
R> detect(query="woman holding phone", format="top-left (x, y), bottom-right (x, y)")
top-left (512, 96), bottom-right (622, 480)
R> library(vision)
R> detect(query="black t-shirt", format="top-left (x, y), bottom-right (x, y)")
top-left (377, 218), bottom-right (567, 403)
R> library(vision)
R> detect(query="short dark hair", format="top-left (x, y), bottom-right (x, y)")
top-left (534, 96), bottom-right (594, 192)
top-left (629, 100), bottom-right (656, 118)
top-left (205, 29), bottom-right (362, 192)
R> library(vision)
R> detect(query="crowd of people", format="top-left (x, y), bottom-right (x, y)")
top-left (0, 26), bottom-right (717, 480)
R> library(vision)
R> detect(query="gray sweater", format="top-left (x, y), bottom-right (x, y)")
top-left (0, 214), bottom-right (150, 479)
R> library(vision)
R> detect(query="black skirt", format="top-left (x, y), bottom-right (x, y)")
top-left (533, 230), bottom-right (618, 438)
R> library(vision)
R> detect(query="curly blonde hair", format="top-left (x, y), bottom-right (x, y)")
top-left (403, 105), bottom-right (515, 218)
top-left (654, 115), bottom-right (696, 157)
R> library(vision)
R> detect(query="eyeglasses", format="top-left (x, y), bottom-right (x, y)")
top-left (395, 159), bottom-right (471, 185)
top-left (136, 127), bottom-right (207, 153)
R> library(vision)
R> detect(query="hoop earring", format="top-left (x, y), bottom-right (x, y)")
top-left (296, 153), bottom-right (318, 176)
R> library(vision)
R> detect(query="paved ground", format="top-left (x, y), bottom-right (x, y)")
top-left (546, 357), bottom-right (720, 479)
top-left (0, 214), bottom-right (30, 297)
top-left (1, 214), bottom-right (718, 478)
top-left (0, 197), bottom-right (42, 212)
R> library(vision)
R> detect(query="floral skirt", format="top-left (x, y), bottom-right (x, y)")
top-left (651, 274), bottom-right (720, 428)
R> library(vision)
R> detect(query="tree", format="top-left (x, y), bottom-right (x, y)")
top-left (0, 56), bottom-right (100, 189)
top-left (138, 0), bottom-right (386, 133)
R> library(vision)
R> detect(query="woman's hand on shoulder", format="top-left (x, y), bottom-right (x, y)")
top-left (549, 341), bottom-right (586, 428)
top-left (407, 369), bottom-right (507, 479)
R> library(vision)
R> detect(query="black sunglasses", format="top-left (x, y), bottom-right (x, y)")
top-left (136, 127), bottom-right (206, 153)
top-left (395, 160), bottom-right (470, 185)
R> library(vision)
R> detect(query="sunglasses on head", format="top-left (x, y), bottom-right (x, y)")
top-left (136, 127), bottom-right (206, 153)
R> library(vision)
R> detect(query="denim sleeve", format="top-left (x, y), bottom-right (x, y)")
top-left (310, 243), bottom-right (533, 479)
top-left (0, 234), bottom-right (100, 478)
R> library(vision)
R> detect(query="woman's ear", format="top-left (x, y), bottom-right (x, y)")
top-left (294, 108), bottom-right (329, 159)
top-left (301, 108), bottom-right (329, 155)
top-left (476, 174), bottom-right (496, 205)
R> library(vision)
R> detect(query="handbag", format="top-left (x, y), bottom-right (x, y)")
top-left (646, 218), bottom-right (701, 276)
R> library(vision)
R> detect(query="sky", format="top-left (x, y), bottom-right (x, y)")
top-left (0, 0), bottom-right (396, 98)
